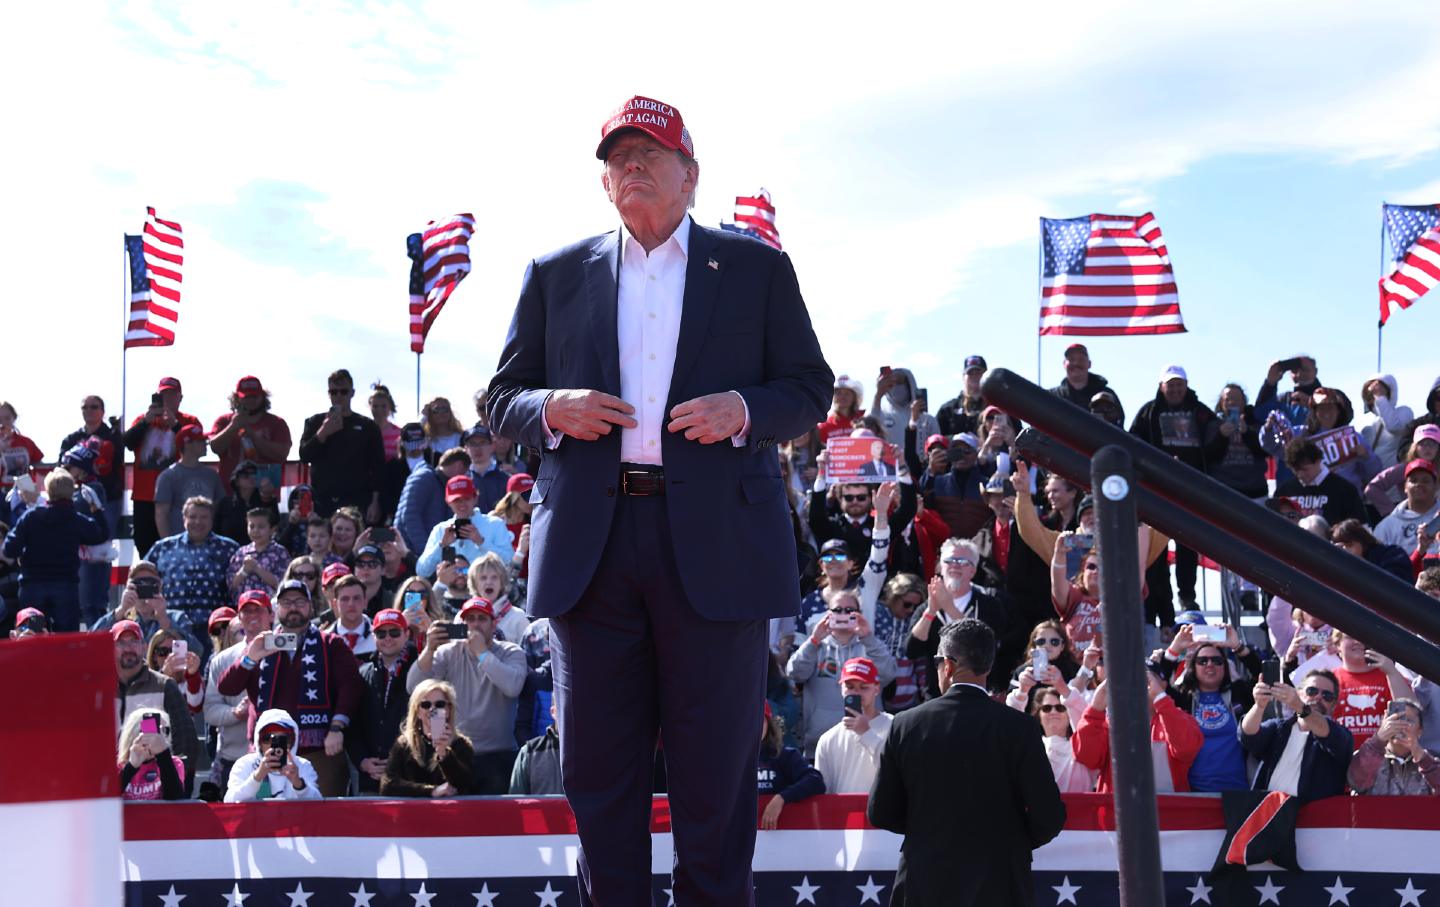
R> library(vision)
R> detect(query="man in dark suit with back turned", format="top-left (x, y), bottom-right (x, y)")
top-left (486, 95), bottom-right (832, 906)
top-left (869, 618), bottom-right (1066, 906)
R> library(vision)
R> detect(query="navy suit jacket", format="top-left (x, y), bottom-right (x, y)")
top-left (487, 222), bottom-right (832, 621)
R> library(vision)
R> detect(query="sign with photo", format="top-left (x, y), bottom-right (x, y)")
top-left (825, 436), bottom-right (898, 485)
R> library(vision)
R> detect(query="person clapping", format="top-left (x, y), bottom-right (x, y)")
top-left (381, 679), bottom-right (474, 798)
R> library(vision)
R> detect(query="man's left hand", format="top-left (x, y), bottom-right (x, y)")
top-left (842, 709), bottom-right (871, 735)
top-left (324, 729), bottom-right (344, 756)
top-left (668, 393), bottom-right (745, 444)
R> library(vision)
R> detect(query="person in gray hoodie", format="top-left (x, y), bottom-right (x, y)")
top-left (224, 708), bottom-right (322, 802)
top-left (1358, 373), bottom-right (1414, 468)
top-left (871, 367), bottom-right (940, 461)
top-left (786, 588), bottom-right (896, 757)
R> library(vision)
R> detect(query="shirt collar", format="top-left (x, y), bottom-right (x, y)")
top-left (621, 213), bottom-right (691, 264)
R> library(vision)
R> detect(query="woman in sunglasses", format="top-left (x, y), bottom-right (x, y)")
top-left (148, 627), bottom-right (203, 712)
top-left (1158, 637), bottom-right (1260, 792)
top-left (1029, 687), bottom-right (1095, 793)
top-left (118, 708), bottom-right (188, 801)
top-left (381, 679), bottom-right (474, 798)
top-left (1006, 620), bottom-right (1087, 705)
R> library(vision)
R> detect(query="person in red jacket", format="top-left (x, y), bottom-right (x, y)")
top-left (1071, 673), bottom-right (1204, 793)
top-left (816, 374), bottom-right (865, 446)
top-left (0, 400), bottom-right (44, 494)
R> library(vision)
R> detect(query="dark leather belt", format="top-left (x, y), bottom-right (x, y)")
top-left (619, 464), bottom-right (665, 496)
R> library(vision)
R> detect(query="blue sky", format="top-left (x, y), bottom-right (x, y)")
top-left (4, 2), bottom-right (1439, 452)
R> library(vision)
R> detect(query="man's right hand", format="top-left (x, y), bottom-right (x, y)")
top-left (255, 749), bottom-right (285, 780)
top-left (425, 622), bottom-right (450, 653)
top-left (245, 632), bottom-right (274, 662)
top-left (544, 390), bottom-right (637, 441)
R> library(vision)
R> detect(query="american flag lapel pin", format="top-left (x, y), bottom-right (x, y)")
top-left (707, 257), bottom-right (719, 270)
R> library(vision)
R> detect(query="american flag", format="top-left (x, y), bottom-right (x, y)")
top-left (124, 207), bottom-right (184, 348)
top-left (1039, 213), bottom-right (1185, 336)
top-left (408, 213), bottom-right (475, 353)
top-left (1379, 203), bottom-right (1440, 326)
top-left (730, 188), bottom-right (782, 249)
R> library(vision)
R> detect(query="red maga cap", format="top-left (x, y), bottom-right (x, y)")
top-left (446, 474), bottom-right (478, 501)
top-left (596, 95), bottom-right (693, 160)
top-left (840, 657), bottom-right (879, 685)
top-left (235, 375), bottom-right (265, 398)
top-left (459, 597), bottom-right (494, 619)
top-left (373, 608), bottom-right (408, 631)
top-left (176, 423), bottom-right (206, 445)
top-left (321, 562), bottom-right (351, 586)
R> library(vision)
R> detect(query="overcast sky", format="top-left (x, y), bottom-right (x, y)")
top-left (6, 1), bottom-right (1440, 453)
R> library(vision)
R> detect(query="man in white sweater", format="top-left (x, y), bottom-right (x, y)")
top-left (815, 657), bottom-right (893, 793)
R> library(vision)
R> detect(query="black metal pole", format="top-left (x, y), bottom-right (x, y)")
top-left (1089, 446), bottom-right (1166, 907)
top-left (1014, 429), bottom-right (1440, 684)
top-left (983, 368), bottom-right (1440, 646)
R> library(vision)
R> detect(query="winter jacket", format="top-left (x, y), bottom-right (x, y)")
top-left (1202, 407), bottom-right (1270, 497)
top-left (1071, 697), bottom-right (1203, 793)
top-left (510, 726), bottom-right (563, 795)
top-left (873, 368), bottom-right (940, 460)
top-left (381, 732), bottom-right (475, 797)
top-left (1130, 386), bottom-right (1214, 472)
top-left (396, 462), bottom-right (449, 555)
top-left (1052, 373), bottom-right (1118, 412)
top-left (2, 499), bottom-right (109, 581)
top-left (1357, 373), bottom-right (1414, 468)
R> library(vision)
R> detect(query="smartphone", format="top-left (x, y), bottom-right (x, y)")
top-left (293, 489), bottom-right (313, 520)
top-left (150, 392), bottom-right (163, 407)
top-left (444, 623), bottom-right (470, 640)
top-left (1031, 647), bottom-right (1049, 676)
top-left (171, 640), bottom-right (187, 662)
top-left (1423, 513), bottom-right (1440, 537)
top-left (370, 526), bottom-right (395, 544)
top-left (842, 693), bottom-right (863, 715)
top-left (1190, 625), bottom-right (1226, 644)
top-left (272, 631), bottom-right (301, 653)
top-left (829, 612), bottom-right (856, 631)
top-left (1276, 357), bottom-right (1304, 373)
top-left (140, 715), bottom-right (161, 735)
top-left (452, 517), bottom-right (471, 530)
top-left (1261, 657), bottom-right (1281, 685)
top-left (1387, 700), bottom-right (1410, 719)
top-left (133, 575), bottom-right (161, 600)
top-left (267, 734), bottom-right (289, 757)
top-left (1226, 407), bottom-right (1243, 427)
top-left (916, 388), bottom-right (928, 409)
top-left (879, 366), bottom-right (892, 377)
top-left (1063, 534), bottom-right (1094, 582)
top-left (403, 591), bottom-right (424, 611)
top-left (442, 545), bottom-right (457, 562)
top-left (428, 708), bottom-right (447, 739)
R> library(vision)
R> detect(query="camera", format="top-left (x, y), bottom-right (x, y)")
top-left (132, 575), bottom-right (161, 601)
top-left (271, 631), bottom-right (301, 653)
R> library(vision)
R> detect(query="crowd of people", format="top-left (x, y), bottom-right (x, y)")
top-left (2, 346), bottom-right (1436, 804)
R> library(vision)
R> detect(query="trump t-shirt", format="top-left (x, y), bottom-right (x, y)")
top-left (1331, 667), bottom-right (1391, 749)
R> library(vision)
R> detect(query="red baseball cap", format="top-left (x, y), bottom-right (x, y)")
top-left (1406, 458), bottom-right (1438, 480)
top-left (1064, 343), bottom-right (1088, 356)
top-left (596, 95), bottom-right (694, 160)
top-left (15, 607), bottom-right (46, 625)
top-left (321, 562), bottom-right (351, 586)
top-left (237, 589), bottom-right (272, 611)
top-left (373, 608), bottom-right (408, 631)
top-left (924, 433), bottom-right (949, 453)
top-left (235, 375), bottom-right (265, 398)
top-left (458, 597), bottom-right (494, 619)
top-left (506, 473), bottom-right (535, 495)
top-left (157, 377), bottom-right (182, 393)
top-left (446, 474), bottom-right (478, 502)
top-left (840, 657), bottom-right (879, 685)
top-left (111, 619), bottom-right (143, 642)
top-left (176, 423), bottom-right (206, 446)
top-left (208, 606), bottom-right (238, 633)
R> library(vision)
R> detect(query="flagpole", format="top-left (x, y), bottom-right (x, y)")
top-left (1036, 223), bottom-right (1044, 386)
top-left (1378, 208), bottom-right (1386, 372)
top-left (415, 351), bottom-right (422, 417)
top-left (120, 237), bottom-right (129, 439)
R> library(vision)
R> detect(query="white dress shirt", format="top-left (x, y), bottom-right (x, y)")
top-left (617, 215), bottom-right (690, 464)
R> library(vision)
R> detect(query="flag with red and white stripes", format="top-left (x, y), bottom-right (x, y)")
top-left (407, 213), bottom-right (475, 353)
top-left (1379, 203), bottom-right (1440, 326)
top-left (1039, 212), bottom-right (1185, 336)
top-left (733, 189), bottom-right (781, 249)
top-left (124, 207), bottom-right (184, 348)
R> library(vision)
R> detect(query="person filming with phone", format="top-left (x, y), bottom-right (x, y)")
top-left (416, 474), bottom-right (513, 579)
top-left (787, 591), bottom-right (895, 757)
top-left (224, 708), bottom-right (322, 802)
top-left (381, 679), bottom-right (474, 797)
top-left (118, 708), bottom-right (188, 801)
top-left (814, 657), bottom-right (892, 794)
top-left (217, 578), bottom-right (363, 797)
top-left (1348, 699), bottom-right (1438, 795)
top-left (91, 560), bottom-right (202, 652)
top-left (1240, 668), bottom-right (1352, 800)
top-left (408, 597), bottom-right (526, 794)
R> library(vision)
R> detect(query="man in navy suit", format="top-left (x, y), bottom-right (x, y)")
top-left (486, 96), bottom-right (832, 906)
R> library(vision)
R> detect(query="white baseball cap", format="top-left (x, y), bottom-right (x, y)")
top-left (1159, 365), bottom-right (1188, 384)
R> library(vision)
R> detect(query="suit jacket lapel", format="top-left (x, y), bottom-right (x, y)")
top-left (584, 232), bottom-right (622, 396)
top-left (667, 221), bottom-right (721, 405)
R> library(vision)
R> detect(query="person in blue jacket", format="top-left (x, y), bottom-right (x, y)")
top-left (757, 702), bottom-right (824, 829)
top-left (2, 470), bottom-right (108, 631)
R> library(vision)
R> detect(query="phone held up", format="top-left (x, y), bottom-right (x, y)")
top-left (1031, 647), bottom-right (1050, 676)
top-left (133, 575), bottom-right (161, 601)
top-left (1261, 657), bottom-right (1281, 685)
top-left (1189, 625), bottom-right (1226, 644)
top-left (843, 693), bottom-right (863, 716)
top-left (444, 622), bottom-right (470, 640)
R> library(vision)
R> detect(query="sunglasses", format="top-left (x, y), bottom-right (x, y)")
top-left (1033, 636), bottom-right (1063, 648)
top-left (153, 647), bottom-right (172, 658)
top-left (81, 403), bottom-right (103, 410)
top-left (1194, 655), bottom-right (1226, 667)
top-left (828, 607), bottom-right (861, 615)
top-left (328, 387), bottom-right (354, 396)
top-left (1038, 704), bottom-right (1066, 714)
top-left (373, 628), bottom-right (405, 639)
top-left (417, 700), bottom-right (450, 711)
top-left (841, 494), bottom-right (871, 503)
top-left (820, 554), bottom-right (849, 563)
top-left (1083, 563), bottom-right (1100, 572)
top-left (292, 571), bottom-right (318, 581)
top-left (355, 559), bottom-right (382, 569)
top-left (899, 598), bottom-right (924, 610)
top-left (943, 556), bottom-right (973, 566)
top-left (1303, 686), bottom-right (1337, 702)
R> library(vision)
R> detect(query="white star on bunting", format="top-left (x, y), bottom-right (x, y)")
top-left (410, 882), bottom-right (437, 906)
top-left (472, 882), bottom-right (499, 906)
top-left (286, 882), bottom-right (313, 907)
top-left (791, 876), bottom-right (820, 904)
top-left (1052, 876), bottom-right (1081, 904)
top-left (349, 883), bottom-right (375, 906)
top-left (304, 670), bottom-right (318, 682)
top-left (856, 875), bottom-right (886, 904)
top-left (305, 688), bottom-right (319, 700)
top-left (535, 880), bottom-right (563, 906)
top-left (1322, 876), bottom-right (1354, 905)
top-left (158, 884), bottom-right (186, 907)
top-left (222, 883), bottom-right (251, 906)
top-left (1397, 878), bottom-right (1426, 907)
top-left (1185, 876), bottom-right (1212, 904)
top-left (1255, 875), bottom-right (1284, 905)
